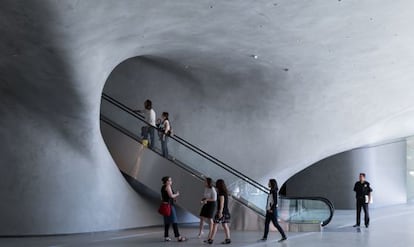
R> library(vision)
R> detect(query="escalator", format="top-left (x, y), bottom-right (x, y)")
top-left (100, 93), bottom-right (334, 230)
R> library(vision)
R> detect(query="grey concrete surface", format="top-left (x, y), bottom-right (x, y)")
top-left (285, 140), bottom-right (407, 209)
top-left (2, 204), bottom-right (414, 247)
top-left (1, 0), bottom-right (414, 234)
top-left (102, 0), bottom-right (414, 186)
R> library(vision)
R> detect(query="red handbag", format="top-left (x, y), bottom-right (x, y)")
top-left (158, 202), bottom-right (171, 216)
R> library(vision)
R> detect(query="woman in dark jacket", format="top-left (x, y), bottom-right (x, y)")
top-left (261, 178), bottom-right (287, 242)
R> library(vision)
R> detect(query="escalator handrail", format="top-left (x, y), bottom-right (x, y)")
top-left (280, 195), bottom-right (335, 226)
top-left (101, 93), bottom-right (269, 193)
top-left (100, 114), bottom-right (206, 179)
top-left (101, 94), bottom-right (335, 226)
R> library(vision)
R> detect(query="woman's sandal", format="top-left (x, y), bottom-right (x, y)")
top-left (177, 236), bottom-right (187, 242)
top-left (221, 238), bottom-right (231, 244)
top-left (203, 239), bottom-right (213, 244)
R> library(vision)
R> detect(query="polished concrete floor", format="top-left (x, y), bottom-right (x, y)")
top-left (2, 204), bottom-right (414, 247)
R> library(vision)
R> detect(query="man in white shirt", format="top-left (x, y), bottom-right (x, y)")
top-left (134, 99), bottom-right (156, 148)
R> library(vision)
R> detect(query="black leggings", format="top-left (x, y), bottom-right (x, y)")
top-left (164, 223), bottom-right (180, 238)
top-left (263, 210), bottom-right (286, 239)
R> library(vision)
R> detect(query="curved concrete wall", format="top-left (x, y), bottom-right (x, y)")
top-left (284, 140), bottom-right (407, 209)
top-left (104, 49), bottom-right (414, 186)
top-left (0, 0), bottom-right (163, 235)
top-left (1, 0), bottom-right (414, 234)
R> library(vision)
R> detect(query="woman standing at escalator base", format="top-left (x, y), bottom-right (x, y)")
top-left (161, 176), bottom-right (187, 242)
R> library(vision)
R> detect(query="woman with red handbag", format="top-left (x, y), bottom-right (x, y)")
top-left (161, 176), bottom-right (187, 242)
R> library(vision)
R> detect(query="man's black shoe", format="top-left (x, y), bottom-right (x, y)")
top-left (278, 237), bottom-right (287, 242)
top-left (353, 224), bottom-right (360, 227)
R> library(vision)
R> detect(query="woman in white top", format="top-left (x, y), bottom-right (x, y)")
top-left (260, 178), bottom-right (287, 242)
top-left (198, 177), bottom-right (217, 238)
top-left (159, 112), bottom-right (171, 158)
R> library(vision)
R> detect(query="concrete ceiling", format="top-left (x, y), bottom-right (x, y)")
top-left (1, 0), bottom-right (414, 233)
top-left (100, 0), bottom-right (414, 182)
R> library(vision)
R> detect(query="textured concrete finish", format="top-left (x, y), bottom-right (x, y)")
top-left (1, 204), bottom-right (414, 247)
top-left (1, 0), bottom-right (414, 234)
top-left (102, 0), bottom-right (414, 186)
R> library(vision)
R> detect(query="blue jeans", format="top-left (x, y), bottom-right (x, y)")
top-left (263, 210), bottom-right (286, 239)
top-left (161, 135), bottom-right (168, 158)
top-left (164, 205), bottom-right (180, 237)
top-left (147, 126), bottom-right (155, 149)
top-left (142, 126), bottom-right (155, 149)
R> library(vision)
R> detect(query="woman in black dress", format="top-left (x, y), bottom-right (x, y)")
top-left (205, 179), bottom-right (231, 244)
top-left (198, 177), bottom-right (217, 238)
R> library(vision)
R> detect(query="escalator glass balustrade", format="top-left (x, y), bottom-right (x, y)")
top-left (100, 93), bottom-right (334, 227)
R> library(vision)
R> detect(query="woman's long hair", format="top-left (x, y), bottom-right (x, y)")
top-left (269, 179), bottom-right (278, 192)
top-left (215, 179), bottom-right (228, 196)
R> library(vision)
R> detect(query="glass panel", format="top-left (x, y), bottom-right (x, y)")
top-left (407, 137), bottom-right (414, 203)
top-left (279, 198), bottom-right (332, 225)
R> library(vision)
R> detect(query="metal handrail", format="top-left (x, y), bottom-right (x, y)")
top-left (100, 113), bottom-right (266, 216)
top-left (101, 93), bottom-right (269, 193)
top-left (100, 93), bottom-right (335, 226)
